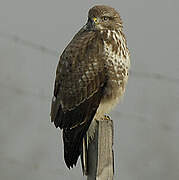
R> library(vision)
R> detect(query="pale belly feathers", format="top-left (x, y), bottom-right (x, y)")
top-left (88, 30), bottom-right (130, 139)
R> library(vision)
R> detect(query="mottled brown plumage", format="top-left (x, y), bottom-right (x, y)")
top-left (51, 5), bottom-right (130, 169)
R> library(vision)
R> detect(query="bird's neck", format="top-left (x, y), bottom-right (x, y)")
top-left (99, 29), bottom-right (129, 59)
top-left (100, 29), bottom-right (125, 43)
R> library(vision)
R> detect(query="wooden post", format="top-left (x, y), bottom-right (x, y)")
top-left (86, 117), bottom-right (114, 180)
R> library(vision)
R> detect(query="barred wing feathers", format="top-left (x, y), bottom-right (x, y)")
top-left (51, 30), bottom-right (106, 168)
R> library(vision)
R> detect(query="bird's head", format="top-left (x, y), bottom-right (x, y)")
top-left (86, 5), bottom-right (123, 31)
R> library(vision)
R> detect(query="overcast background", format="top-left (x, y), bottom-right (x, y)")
top-left (0, 0), bottom-right (179, 180)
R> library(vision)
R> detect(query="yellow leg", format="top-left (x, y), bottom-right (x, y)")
top-left (104, 115), bottom-right (111, 120)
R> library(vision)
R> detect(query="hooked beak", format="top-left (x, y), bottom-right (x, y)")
top-left (86, 17), bottom-right (98, 30)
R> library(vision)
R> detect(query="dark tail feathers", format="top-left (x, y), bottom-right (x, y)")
top-left (63, 122), bottom-right (90, 169)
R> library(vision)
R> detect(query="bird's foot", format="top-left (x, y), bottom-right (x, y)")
top-left (104, 115), bottom-right (111, 121)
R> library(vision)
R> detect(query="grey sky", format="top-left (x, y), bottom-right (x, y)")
top-left (0, 0), bottom-right (179, 180)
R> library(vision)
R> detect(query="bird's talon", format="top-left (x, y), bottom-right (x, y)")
top-left (104, 115), bottom-right (111, 120)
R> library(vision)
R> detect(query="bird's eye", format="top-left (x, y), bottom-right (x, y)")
top-left (102, 16), bottom-right (109, 21)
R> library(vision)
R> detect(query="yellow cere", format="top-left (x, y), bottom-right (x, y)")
top-left (93, 17), bottom-right (97, 22)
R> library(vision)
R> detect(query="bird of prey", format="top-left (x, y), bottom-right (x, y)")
top-left (51, 5), bottom-right (130, 169)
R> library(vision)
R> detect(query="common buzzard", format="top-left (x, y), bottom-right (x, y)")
top-left (51, 5), bottom-right (130, 169)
